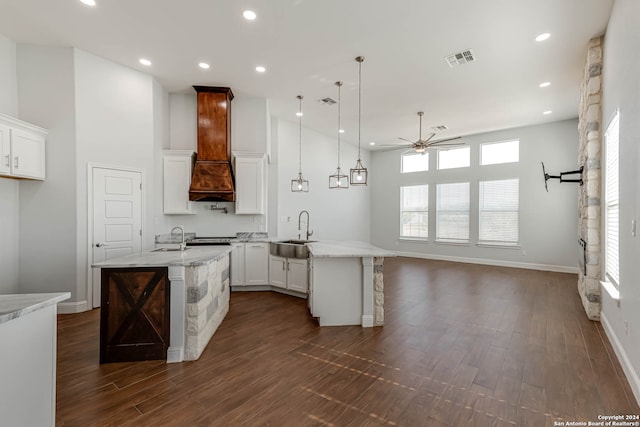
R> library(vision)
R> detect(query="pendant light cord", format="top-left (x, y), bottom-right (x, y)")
top-left (337, 82), bottom-right (342, 168)
top-left (357, 58), bottom-right (362, 160)
top-left (298, 95), bottom-right (303, 174)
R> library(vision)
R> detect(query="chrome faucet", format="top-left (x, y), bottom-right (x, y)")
top-left (171, 226), bottom-right (186, 251)
top-left (298, 210), bottom-right (313, 240)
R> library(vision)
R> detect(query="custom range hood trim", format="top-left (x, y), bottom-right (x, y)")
top-left (189, 86), bottom-right (236, 202)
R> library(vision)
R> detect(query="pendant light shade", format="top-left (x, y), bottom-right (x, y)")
top-left (329, 81), bottom-right (348, 189)
top-left (350, 56), bottom-right (368, 186)
top-left (291, 95), bottom-right (309, 192)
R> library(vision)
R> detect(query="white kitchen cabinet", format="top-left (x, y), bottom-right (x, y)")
top-left (0, 113), bottom-right (47, 180)
top-left (233, 153), bottom-right (266, 215)
top-left (163, 150), bottom-right (195, 214)
top-left (230, 242), bottom-right (246, 286)
top-left (244, 242), bottom-right (269, 285)
top-left (269, 255), bottom-right (287, 289)
top-left (269, 255), bottom-right (308, 293)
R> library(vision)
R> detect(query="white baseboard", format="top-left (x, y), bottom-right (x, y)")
top-left (57, 300), bottom-right (90, 314)
top-left (601, 312), bottom-right (640, 407)
top-left (166, 347), bottom-right (184, 364)
top-left (361, 315), bottom-right (374, 328)
top-left (393, 251), bottom-right (578, 274)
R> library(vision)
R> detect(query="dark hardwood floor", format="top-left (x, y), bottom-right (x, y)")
top-left (56, 257), bottom-right (639, 426)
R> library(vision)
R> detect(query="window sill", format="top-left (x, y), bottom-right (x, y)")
top-left (398, 237), bottom-right (429, 244)
top-left (600, 280), bottom-right (620, 303)
top-left (476, 242), bottom-right (521, 250)
top-left (434, 240), bottom-right (470, 247)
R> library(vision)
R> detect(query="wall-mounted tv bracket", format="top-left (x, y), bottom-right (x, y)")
top-left (541, 162), bottom-right (584, 192)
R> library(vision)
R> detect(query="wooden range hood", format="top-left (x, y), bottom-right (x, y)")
top-left (188, 86), bottom-right (235, 202)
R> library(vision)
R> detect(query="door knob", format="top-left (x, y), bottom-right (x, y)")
top-left (95, 243), bottom-right (109, 247)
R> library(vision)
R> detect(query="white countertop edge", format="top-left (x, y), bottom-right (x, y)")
top-left (91, 246), bottom-right (232, 268)
top-left (0, 292), bottom-right (71, 325)
top-left (307, 240), bottom-right (396, 258)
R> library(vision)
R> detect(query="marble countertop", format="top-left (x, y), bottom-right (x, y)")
top-left (307, 240), bottom-right (396, 258)
top-left (0, 293), bottom-right (70, 325)
top-left (155, 231), bottom-right (269, 244)
top-left (92, 246), bottom-right (231, 268)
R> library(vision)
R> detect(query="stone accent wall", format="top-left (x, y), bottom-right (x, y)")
top-left (374, 257), bottom-right (384, 326)
top-left (184, 253), bottom-right (230, 360)
top-left (577, 36), bottom-right (604, 320)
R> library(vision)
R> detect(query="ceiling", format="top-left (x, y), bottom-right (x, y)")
top-left (0, 0), bottom-right (613, 150)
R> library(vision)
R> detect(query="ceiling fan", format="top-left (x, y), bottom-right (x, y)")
top-left (380, 111), bottom-right (463, 153)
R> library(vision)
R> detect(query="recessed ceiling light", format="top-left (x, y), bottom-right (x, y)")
top-left (369, 142), bottom-right (376, 146)
top-left (295, 112), bottom-right (303, 117)
top-left (543, 110), bottom-right (553, 115)
top-left (198, 62), bottom-right (210, 69)
top-left (535, 33), bottom-right (551, 42)
top-left (139, 58), bottom-right (152, 66)
top-left (338, 129), bottom-right (345, 134)
top-left (255, 66), bottom-right (266, 73)
top-left (80, 0), bottom-right (96, 6)
top-left (539, 82), bottom-right (551, 88)
top-left (243, 10), bottom-right (257, 20)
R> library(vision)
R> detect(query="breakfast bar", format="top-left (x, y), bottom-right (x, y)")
top-left (306, 240), bottom-right (395, 327)
top-left (92, 246), bottom-right (231, 363)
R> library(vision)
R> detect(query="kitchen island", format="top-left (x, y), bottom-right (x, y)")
top-left (0, 293), bottom-right (70, 427)
top-left (306, 240), bottom-right (395, 327)
top-left (92, 246), bottom-right (231, 363)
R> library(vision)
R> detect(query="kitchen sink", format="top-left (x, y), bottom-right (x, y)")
top-left (151, 247), bottom-right (191, 252)
top-left (269, 240), bottom-right (315, 259)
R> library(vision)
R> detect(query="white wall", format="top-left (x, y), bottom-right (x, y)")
top-left (16, 45), bottom-right (78, 297)
top-left (274, 118), bottom-right (371, 241)
top-left (0, 33), bottom-right (19, 294)
top-left (600, 0), bottom-right (640, 404)
top-left (371, 119), bottom-right (579, 271)
top-left (74, 49), bottom-right (156, 303)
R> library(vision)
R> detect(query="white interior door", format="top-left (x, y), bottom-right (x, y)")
top-left (91, 167), bottom-right (143, 308)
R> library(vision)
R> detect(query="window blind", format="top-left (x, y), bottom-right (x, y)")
top-left (436, 182), bottom-right (469, 242)
top-left (605, 112), bottom-right (620, 287)
top-left (478, 179), bottom-right (519, 245)
top-left (401, 185), bottom-right (429, 238)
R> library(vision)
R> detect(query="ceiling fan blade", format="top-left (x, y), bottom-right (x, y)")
top-left (378, 144), bottom-right (412, 148)
top-left (423, 132), bottom-right (436, 142)
top-left (428, 136), bottom-right (462, 145)
top-left (431, 142), bottom-right (465, 147)
top-left (398, 137), bottom-right (415, 143)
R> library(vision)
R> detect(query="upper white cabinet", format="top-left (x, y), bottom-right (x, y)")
top-left (233, 152), bottom-right (266, 215)
top-left (163, 150), bottom-right (195, 215)
top-left (0, 113), bottom-right (47, 180)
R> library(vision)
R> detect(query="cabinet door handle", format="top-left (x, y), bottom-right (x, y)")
top-left (95, 243), bottom-right (109, 247)
top-left (13, 156), bottom-right (19, 169)
top-left (4, 155), bottom-right (9, 167)
top-left (282, 260), bottom-right (285, 271)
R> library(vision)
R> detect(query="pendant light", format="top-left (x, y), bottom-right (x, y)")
top-left (329, 81), bottom-right (348, 189)
top-left (350, 56), bottom-right (368, 186)
top-left (291, 95), bottom-right (309, 192)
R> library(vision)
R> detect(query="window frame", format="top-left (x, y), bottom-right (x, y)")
top-left (400, 184), bottom-right (429, 240)
top-left (480, 139), bottom-right (520, 166)
top-left (435, 181), bottom-right (470, 244)
top-left (477, 178), bottom-right (520, 247)
top-left (604, 110), bottom-right (620, 291)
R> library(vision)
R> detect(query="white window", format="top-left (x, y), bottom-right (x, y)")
top-left (478, 179), bottom-right (519, 245)
top-left (401, 152), bottom-right (429, 173)
top-left (436, 182), bottom-right (469, 243)
top-left (400, 185), bottom-right (429, 239)
top-left (605, 112), bottom-right (620, 288)
top-left (438, 146), bottom-right (470, 170)
top-left (480, 140), bottom-right (519, 165)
